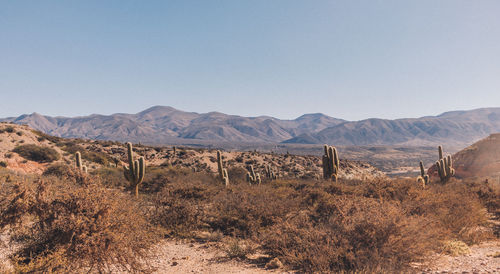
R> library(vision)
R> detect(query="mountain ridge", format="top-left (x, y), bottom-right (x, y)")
top-left (2, 106), bottom-right (500, 147)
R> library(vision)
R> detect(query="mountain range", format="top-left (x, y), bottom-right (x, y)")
top-left (2, 106), bottom-right (500, 147)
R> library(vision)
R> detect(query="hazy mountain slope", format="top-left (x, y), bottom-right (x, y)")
top-left (1, 106), bottom-right (344, 144)
top-left (285, 108), bottom-right (500, 146)
top-left (3, 106), bottom-right (500, 147)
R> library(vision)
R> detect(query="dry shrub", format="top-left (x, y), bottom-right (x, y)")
top-left (463, 178), bottom-right (500, 213)
top-left (127, 166), bottom-right (493, 272)
top-left (0, 177), bottom-right (157, 273)
top-left (94, 167), bottom-right (126, 189)
top-left (150, 169), bottom-right (221, 235)
top-left (402, 181), bottom-right (491, 244)
top-left (261, 194), bottom-right (443, 272)
top-left (223, 238), bottom-right (255, 259)
top-left (441, 240), bottom-right (470, 256)
top-left (208, 184), bottom-right (299, 238)
top-left (42, 163), bottom-right (79, 179)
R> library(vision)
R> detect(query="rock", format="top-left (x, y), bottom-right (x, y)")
top-left (265, 258), bottom-right (283, 269)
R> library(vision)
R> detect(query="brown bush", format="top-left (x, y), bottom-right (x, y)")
top-left (261, 194), bottom-right (444, 272)
top-left (42, 163), bottom-right (77, 178)
top-left (93, 167), bottom-right (126, 189)
top-left (0, 177), bottom-right (157, 273)
top-left (145, 167), bottom-right (492, 272)
top-left (208, 184), bottom-right (299, 238)
top-left (150, 168), bottom-right (221, 236)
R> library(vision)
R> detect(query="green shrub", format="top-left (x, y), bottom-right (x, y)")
top-left (14, 145), bottom-right (58, 162)
top-left (13, 144), bottom-right (60, 163)
top-left (0, 161), bottom-right (7, 168)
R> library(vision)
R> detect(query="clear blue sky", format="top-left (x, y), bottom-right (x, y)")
top-left (1, 0), bottom-right (499, 120)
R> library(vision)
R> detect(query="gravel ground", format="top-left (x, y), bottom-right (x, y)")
top-left (417, 241), bottom-right (500, 273)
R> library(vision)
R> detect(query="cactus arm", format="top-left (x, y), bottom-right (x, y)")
top-left (419, 161), bottom-right (425, 177)
top-left (223, 169), bottom-right (229, 186)
top-left (333, 147), bottom-right (339, 171)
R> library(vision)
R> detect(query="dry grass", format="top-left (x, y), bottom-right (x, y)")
top-left (0, 164), bottom-right (496, 272)
top-left (145, 169), bottom-right (494, 272)
top-left (0, 173), bottom-right (157, 273)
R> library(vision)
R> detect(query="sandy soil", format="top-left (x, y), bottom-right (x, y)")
top-left (146, 240), bottom-right (281, 274)
top-left (145, 239), bottom-right (500, 274)
top-left (2, 228), bottom-right (499, 273)
top-left (415, 240), bottom-right (500, 273)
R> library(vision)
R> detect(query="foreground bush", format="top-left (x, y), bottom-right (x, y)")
top-left (148, 169), bottom-right (493, 272)
top-left (0, 177), bottom-right (157, 273)
top-left (13, 144), bottom-right (60, 163)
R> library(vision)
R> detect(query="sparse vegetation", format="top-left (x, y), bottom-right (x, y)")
top-left (0, 126), bottom-right (497, 272)
top-left (145, 168), bottom-right (494, 272)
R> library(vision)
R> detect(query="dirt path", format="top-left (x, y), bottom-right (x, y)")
top-left (147, 239), bottom-right (278, 274)
top-left (2, 231), bottom-right (499, 273)
top-left (149, 239), bottom-right (500, 273)
top-left (415, 240), bottom-right (500, 273)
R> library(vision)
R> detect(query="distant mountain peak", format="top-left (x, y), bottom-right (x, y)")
top-left (296, 113), bottom-right (330, 119)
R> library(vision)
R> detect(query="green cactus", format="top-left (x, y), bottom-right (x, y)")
top-left (435, 145), bottom-right (455, 183)
top-left (75, 151), bottom-right (87, 173)
top-left (217, 150), bottom-right (229, 186)
top-left (322, 145), bottom-right (339, 181)
top-left (246, 165), bottom-right (261, 185)
top-left (416, 161), bottom-right (429, 187)
top-left (123, 142), bottom-right (146, 197)
top-left (265, 165), bottom-right (278, 180)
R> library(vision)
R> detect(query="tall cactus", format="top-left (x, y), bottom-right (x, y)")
top-left (217, 150), bottom-right (229, 186)
top-left (75, 151), bottom-right (87, 173)
top-left (416, 161), bottom-right (429, 187)
top-left (435, 145), bottom-right (455, 183)
top-left (246, 165), bottom-right (261, 185)
top-left (265, 165), bottom-right (278, 180)
top-left (322, 145), bottom-right (339, 181)
top-left (123, 142), bottom-right (146, 197)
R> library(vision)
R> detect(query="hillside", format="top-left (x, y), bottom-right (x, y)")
top-left (0, 123), bottom-right (383, 180)
top-left (3, 106), bottom-right (500, 147)
top-left (448, 133), bottom-right (500, 179)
